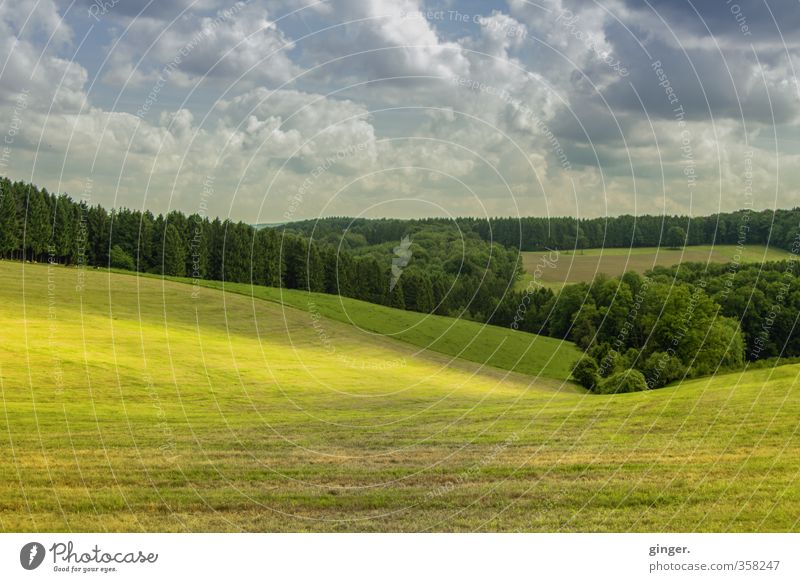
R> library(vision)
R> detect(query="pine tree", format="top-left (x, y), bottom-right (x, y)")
top-left (320, 245), bottom-right (340, 294)
top-left (138, 211), bottom-right (155, 272)
top-left (0, 182), bottom-right (20, 258)
top-left (263, 228), bottom-right (282, 287)
top-left (162, 223), bottom-right (186, 276)
top-left (88, 205), bottom-right (110, 265)
top-left (26, 187), bottom-right (51, 261)
top-left (389, 279), bottom-right (405, 309)
top-left (53, 194), bottom-right (73, 263)
top-left (207, 218), bottom-right (223, 281)
top-left (306, 241), bottom-right (325, 292)
top-left (403, 272), bottom-right (434, 313)
top-left (151, 214), bottom-right (165, 272)
top-left (222, 221), bottom-right (250, 283)
top-left (281, 234), bottom-right (306, 289)
top-left (185, 214), bottom-right (207, 279)
top-left (354, 256), bottom-right (387, 304)
top-left (252, 228), bottom-right (271, 286)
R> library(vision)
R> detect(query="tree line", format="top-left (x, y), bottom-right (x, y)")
top-left (0, 177), bottom-right (517, 320)
top-left (288, 210), bottom-right (800, 254)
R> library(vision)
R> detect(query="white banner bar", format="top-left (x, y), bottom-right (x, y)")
top-left (1, 534), bottom-right (797, 581)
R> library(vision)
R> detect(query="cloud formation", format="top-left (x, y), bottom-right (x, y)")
top-left (0, 0), bottom-right (797, 221)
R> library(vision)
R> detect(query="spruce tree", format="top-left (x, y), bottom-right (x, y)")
top-left (26, 187), bottom-right (51, 261)
top-left (53, 194), bottom-right (73, 263)
top-left (162, 223), bottom-right (186, 276)
top-left (389, 279), bottom-right (405, 309)
top-left (0, 182), bottom-right (20, 258)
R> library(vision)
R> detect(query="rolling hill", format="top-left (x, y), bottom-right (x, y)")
top-left (173, 277), bottom-right (580, 381)
top-left (1, 260), bottom-right (799, 532)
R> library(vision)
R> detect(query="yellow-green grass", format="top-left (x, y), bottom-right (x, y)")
top-left (518, 244), bottom-right (792, 291)
top-left (2, 260), bottom-right (800, 532)
top-left (163, 277), bottom-right (580, 381)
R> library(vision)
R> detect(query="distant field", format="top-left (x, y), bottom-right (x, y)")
top-left (518, 244), bottom-right (792, 290)
top-left (2, 261), bottom-right (800, 531)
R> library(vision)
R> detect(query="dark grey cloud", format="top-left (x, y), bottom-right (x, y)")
top-left (550, 89), bottom-right (633, 148)
top-left (602, 19), bottom-right (799, 124)
top-left (621, 0), bottom-right (800, 41)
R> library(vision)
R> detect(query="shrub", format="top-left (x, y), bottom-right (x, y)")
top-left (572, 357), bottom-right (599, 390)
top-left (595, 369), bottom-right (648, 394)
top-left (596, 348), bottom-right (625, 378)
top-left (640, 351), bottom-right (686, 388)
top-left (620, 347), bottom-right (641, 369)
top-left (109, 245), bottom-right (135, 271)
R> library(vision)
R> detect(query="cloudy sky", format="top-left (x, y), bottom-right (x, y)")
top-left (1, 0), bottom-right (798, 223)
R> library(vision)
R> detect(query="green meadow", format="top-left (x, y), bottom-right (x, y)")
top-left (518, 244), bottom-right (792, 290)
top-left (1, 260), bottom-right (799, 532)
top-left (171, 277), bottom-right (580, 381)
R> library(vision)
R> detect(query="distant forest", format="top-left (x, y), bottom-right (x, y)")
top-left (287, 209), bottom-right (800, 254)
top-left (2, 176), bottom-right (798, 394)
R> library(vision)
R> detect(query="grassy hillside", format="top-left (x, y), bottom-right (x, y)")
top-left (1, 261), bottom-right (799, 532)
top-left (519, 244), bottom-right (792, 290)
top-left (170, 278), bottom-right (580, 381)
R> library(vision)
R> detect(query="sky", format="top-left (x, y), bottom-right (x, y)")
top-left (0, 0), bottom-right (798, 224)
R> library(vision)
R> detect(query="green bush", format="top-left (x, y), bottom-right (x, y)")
top-left (109, 245), bottom-right (135, 271)
top-left (595, 369), bottom-right (648, 394)
top-left (620, 347), bottom-right (641, 369)
top-left (596, 348), bottom-right (625, 378)
top-left (640, 351), bottom-right (686, 388)
top-left (571, 357), bottom-right (599, 390)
